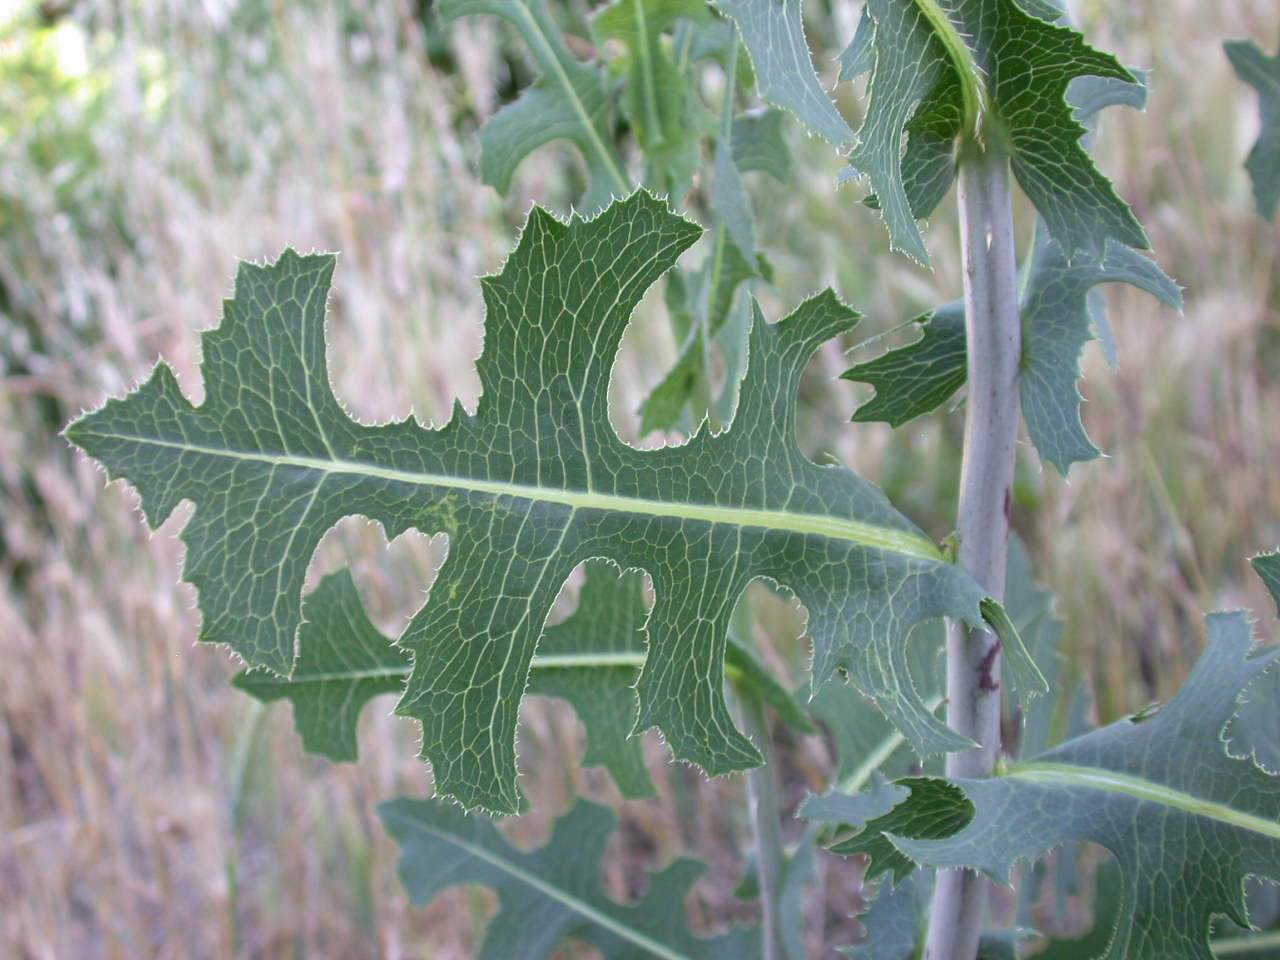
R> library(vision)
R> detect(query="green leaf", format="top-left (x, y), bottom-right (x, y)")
top-left (525, 561), bottom-right (655, 798)
top-left (1252, 547), bottom-right (1280, 619)
top-left (380, 797), bottom-right (760, 960)
top-left (1019, 228), bottom-right (1182, 473)
top-left (1224, 41), bottom-right (1280, 221)
top-left (800, 775), bottom-right (971, 884)
top-left (232, 561), bottom-right (656, 795)
top-left (238, 558), bottom-right (820, 798)
top-left (872, 612), bottom-right (1280, 960)
top-left (732, 109), bottom-right (792, 181)
top-left (66, 193), bottom-right (1022, 813)
top-left (844, 872), bottom-right (924, 959)
top-left (837, 6), bottom-right (875, 82)
top-left (845, 66), bottom-right (1179, 473)
top-left (711, 0), bottom-right (855, 148)
top-left (593, 0), bottom-right (710, 197)
top-left (843, 302), bottom-right (966, 428)
top-left (848, 0), bottom-right (1146, 263)
top-left (805, 621), bottom-right (944, 791)
top-left (231, 569), bottom-right (409, 763)
top-left (808, 538), bottom-right (1056, 791)
top-left (440, 0), bottom-right (629, 209)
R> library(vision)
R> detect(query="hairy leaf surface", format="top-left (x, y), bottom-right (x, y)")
top-left (380, 797), bottom-right (759, 960)
top-left (1225, 40), bottom-right (1280, 221)
top-left (847, 0), bottom-right (1146, 262)
top-left (830, 612), bottom-right (1280, 960)
top-left (66, 193), bottom-right (1033, 813)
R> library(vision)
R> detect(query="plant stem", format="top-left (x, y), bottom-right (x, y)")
top-left (924, 142), bottom-right (1021, 960)
top-left (739, 688), bottom-right (786, 960)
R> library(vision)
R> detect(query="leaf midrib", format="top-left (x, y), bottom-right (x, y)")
top-left (88, 431), bottom-right (943, 560)
top-left (247, 651), bottom-right (647, 685)
top-left (393, 812), bottom-right (697, 960)
top-left (1006, 762), bottom-right (1280, 839)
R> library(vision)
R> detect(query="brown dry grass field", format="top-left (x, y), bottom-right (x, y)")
top-left (2, 0), bottom-right (1278, 957)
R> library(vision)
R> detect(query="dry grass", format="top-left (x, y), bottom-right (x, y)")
top-left (1, 0), bottom-right (1277, 956)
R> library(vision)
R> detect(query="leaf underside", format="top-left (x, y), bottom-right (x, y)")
top-left (380, 797), bottom-right (760, 960)
top-left (66, 192), bottom-right (1035, 814)
top-left (817, 612), bottom-right (1280, 960)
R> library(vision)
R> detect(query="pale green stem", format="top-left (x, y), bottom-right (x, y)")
top-left (924, 142), bottom-right (1022, 960)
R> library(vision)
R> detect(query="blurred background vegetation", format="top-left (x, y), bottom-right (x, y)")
top-left (1, 0), bottom-right (1277, 956)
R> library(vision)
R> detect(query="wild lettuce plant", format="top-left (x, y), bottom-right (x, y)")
top-left (65, 1), bottom-right (1280, 957)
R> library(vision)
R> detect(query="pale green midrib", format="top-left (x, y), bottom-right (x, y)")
top-left (1006, 762), bottom-right (1280, 839)
top-left (909, 0), bottom-right (983, 138)
top-left (402, 816), bottom-right (696, 960)
top-left (251, 652), bottom-right (647, 685)
top-left (511, 0), bottom-right (631, 195)
top-left (1212, 929), bottom-right (1280, 956)
top-left (91, 432), bottom-right (943, 560)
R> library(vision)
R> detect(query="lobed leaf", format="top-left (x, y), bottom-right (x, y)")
top-left (380, 797), bottom-right (759, 960)
top-left (845, 66), bottom-right (1180, 473)
top-left (843, 301), bottom-right (966, 429)
top-left (66, 193), bottom-right (1033, 813)
top-left (1224, 40), bottom-right (1280, 221)
top-left (825, 612), bottom-right (1280, 960)
top-left (847, 0), bottom-right (1147, 263)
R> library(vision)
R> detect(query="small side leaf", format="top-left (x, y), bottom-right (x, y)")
top-left (1224, 40), bottom-right (1280, 221)
top-left (843, 302), bottom-right (966, 428)
top-left (380, 798), bottom-right (760, 960)
top-left (1019, 232), bottom-right (1181, 473)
